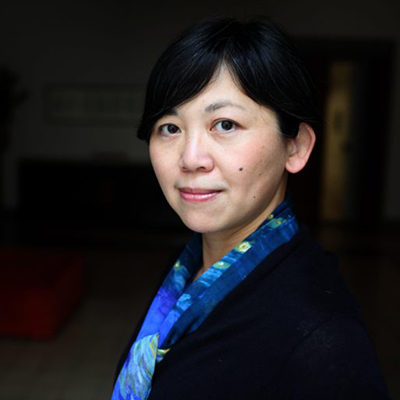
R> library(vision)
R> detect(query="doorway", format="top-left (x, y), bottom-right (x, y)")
top-left (289, 39), bottom-right (394, 226)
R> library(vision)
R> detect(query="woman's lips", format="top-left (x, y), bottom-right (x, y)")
top-left (179, 188), bottom-right (222, 202)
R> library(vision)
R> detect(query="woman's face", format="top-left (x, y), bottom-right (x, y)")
top-left (149, 67), bottom-right (291, 238)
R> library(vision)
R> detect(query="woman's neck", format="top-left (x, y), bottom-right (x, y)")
top-left (194, 189), bottom-right (287, 281)
top-left (196, 211), bottom-right (269, 280)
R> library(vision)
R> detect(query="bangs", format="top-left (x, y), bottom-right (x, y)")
top-left (137, 19), bottom-right (240, 141)
top-left (137, 17), bottom-right (319, 141)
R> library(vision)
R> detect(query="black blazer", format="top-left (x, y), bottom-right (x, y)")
top-left (116, 226), bottom-right (390, 399)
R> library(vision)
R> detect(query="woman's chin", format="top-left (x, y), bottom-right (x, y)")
top-left (178, 214), bottom-right (224, 235)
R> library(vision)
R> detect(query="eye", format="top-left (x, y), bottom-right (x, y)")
top-left (159, 124), bottom-right (180, 135)
top-left (214, 120), bottom-right (237, 133)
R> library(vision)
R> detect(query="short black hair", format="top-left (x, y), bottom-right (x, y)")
top-left (137, 16), bottom-right (319, 141)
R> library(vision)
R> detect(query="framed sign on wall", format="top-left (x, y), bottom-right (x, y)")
top-left (43, 84), bottom-right (144, 127)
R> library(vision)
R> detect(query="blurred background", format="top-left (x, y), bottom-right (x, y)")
top-left (0, 0), bottom-right (399, 399)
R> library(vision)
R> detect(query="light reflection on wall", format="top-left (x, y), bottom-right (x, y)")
top-left (320, 62), bottom-right (355, 222)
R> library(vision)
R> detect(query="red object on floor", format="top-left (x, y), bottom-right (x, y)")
top-left (0, 248), bottom-right (85, 339)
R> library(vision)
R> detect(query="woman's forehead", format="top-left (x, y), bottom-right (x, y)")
top-left (172, 69), bottom-right (257, 112)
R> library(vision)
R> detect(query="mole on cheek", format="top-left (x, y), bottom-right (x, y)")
top-left (238, 167), bottom-right (243, 171)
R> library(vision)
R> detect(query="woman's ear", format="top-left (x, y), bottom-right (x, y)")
top-left (285, 122), bottom-right (316, 174)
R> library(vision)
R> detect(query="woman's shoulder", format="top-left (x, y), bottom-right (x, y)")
top-left (273, 314), bottom-right (390, 399)
top-left (276, 224), bottom-right (358, 310)
top-left (221, 223), bottom-right (361, 324)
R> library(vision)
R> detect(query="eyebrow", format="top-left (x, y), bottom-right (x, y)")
top-left (163, 109), bottom-right (178, 116)
top-left (163, 100), bottom-right (246, 117)
top-left (204, 101), bottom-right (246, 113)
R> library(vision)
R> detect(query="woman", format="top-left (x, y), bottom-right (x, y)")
top-left (112, 17), bottom-right (389, 399)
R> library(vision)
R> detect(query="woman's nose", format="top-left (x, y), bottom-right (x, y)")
top-left (178, 134), bottom-right (214, 173)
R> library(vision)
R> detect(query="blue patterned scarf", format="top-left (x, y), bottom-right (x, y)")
top-left (112, 199), bottom-right (298, 400)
